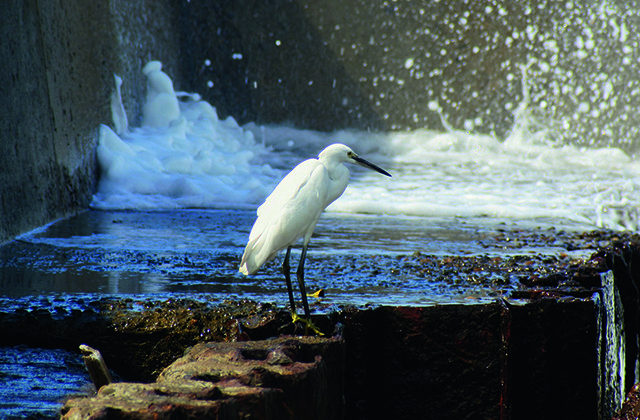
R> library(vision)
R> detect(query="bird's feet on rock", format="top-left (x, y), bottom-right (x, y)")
top-left (291, 313), bottom-right (324, 336)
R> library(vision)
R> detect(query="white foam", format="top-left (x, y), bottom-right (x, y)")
top-left (92, 61), bottom-right (640, 231)
top-left (110, 74), bottom-right (129, 135)
top-left (141, 61), bottom-right (181, 127)
top-left (92, 64), bottom-right (279, 210)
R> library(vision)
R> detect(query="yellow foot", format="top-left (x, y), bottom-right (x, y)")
top-left (308, 288), bottom-right (325, 299)
top-left (291, 313), bottom-right (324, 336)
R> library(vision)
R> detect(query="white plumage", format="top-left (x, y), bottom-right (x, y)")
top-left (239, 143), bottom-right (391, 332)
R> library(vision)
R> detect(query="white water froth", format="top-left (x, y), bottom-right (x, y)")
top-left (92, 61), bottom-right (640, 231)
top-left (93, 62), bottom-right (277, 210)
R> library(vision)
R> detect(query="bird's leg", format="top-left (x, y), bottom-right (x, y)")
top-left (282, 246), bottom-right (297, 316)
top-left (296, 245), bottom-right (323, 335)
top-left (296, 245), bottom-right (311, 318)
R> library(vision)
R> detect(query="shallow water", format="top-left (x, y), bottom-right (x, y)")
top-left (0, 346), bottom-right (90, 419)
top-left (1, 209), bottom-right (594, 308)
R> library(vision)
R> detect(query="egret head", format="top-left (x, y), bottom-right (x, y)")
top-left (319, 144), bottom-right (391, 177)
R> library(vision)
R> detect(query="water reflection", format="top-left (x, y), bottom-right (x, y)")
top-left (0, 209), bottom-right (592, 305)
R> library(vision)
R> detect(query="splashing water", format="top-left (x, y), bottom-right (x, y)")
top-left (91, 61), bottom-right (640, 231)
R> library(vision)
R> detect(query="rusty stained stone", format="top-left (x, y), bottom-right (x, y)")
top-left (158, 336), bottom-right (344, 419)
top-left (62, 336), bottom-right (344, 420)
top-left (61, 380), bottom-right (250, 420)
top-left (612, 384), bottom-right (640, 420)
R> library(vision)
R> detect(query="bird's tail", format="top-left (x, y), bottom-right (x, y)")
top-left (239, 251), bottom-right (254, 275)
top-left (239, 255), bottom-right (253, 275)
top-left (239, 224), bottom-right (291, 275)
top-left (239, 236), bottom-right (272, 275)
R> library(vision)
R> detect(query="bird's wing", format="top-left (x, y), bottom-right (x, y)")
top-left (243, 160), bottom-right (313, 247)
top-left (257, 159), bottom-right (317, 217)
top-left (240, 160), bottom-right (330, 274)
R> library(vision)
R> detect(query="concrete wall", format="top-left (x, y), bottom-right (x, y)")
top-left (0, 0), bottom-right (183, 243)
top-left (1, 0), bottom-right (639, 242)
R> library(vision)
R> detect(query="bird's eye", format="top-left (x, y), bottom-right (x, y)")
top-left (347, 151), bottom-right (353, 158)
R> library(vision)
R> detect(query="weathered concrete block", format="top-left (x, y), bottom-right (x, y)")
top-left (507, 299), bottom-right (600, 419)
top-left (62, 336), bottom-right (344, 420)
top-left (158, 337), bottom-right (345, 420)
top-left (342, 299), bottom-right (602, 419)
top-left (343, 304), bottom-right (505, 419)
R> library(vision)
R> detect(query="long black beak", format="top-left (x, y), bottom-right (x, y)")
top-left (353, 155), bottom-right (392, 177)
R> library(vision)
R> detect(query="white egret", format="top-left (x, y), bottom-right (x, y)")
top-left (239, 143), bottom-right (391, 333)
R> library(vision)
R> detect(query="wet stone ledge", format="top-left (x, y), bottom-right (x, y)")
top-left (0, 298), bottom-right (304, 382)
top-left (2, 232), bottom-right (640, 419)
top-left (56, 291), bottom-right (622, 419)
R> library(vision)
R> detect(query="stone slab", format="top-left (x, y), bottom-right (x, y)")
top-left (62, 336), bottom-right (344, 420)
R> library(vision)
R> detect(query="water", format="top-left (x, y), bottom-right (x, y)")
top-left (0, 346), bottom-right (91, 419)
top-left (3, 209), bottom-right (586, 307)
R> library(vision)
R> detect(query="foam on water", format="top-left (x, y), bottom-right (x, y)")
top-left (93, 63), bottom-right (278, 210)
top-left (91, 61), bottom-right (640, 231)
